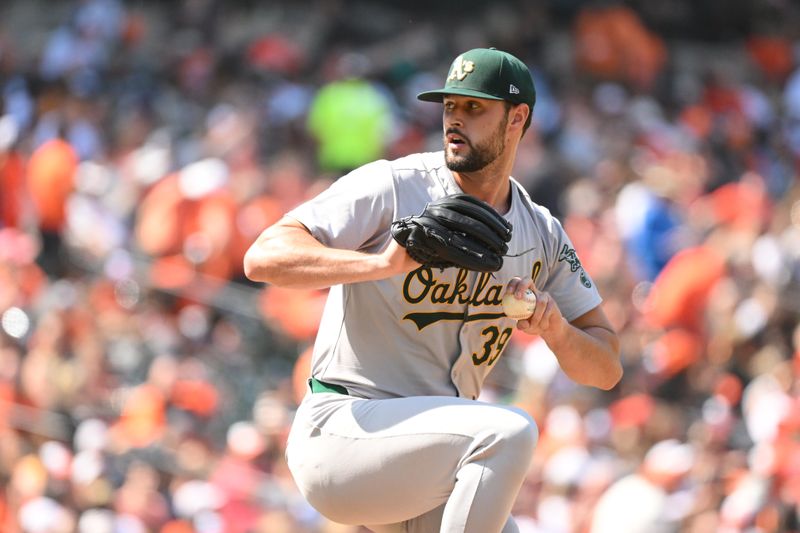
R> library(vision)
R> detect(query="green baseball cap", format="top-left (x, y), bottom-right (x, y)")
top-left (417, 47), bottom-right (536, 123)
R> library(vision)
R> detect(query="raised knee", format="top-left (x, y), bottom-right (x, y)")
top-left (501, 408), bottom-right (538, 458)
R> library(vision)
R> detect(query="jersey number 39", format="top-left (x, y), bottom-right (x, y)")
top-left (472, 326), bottom-right (513, 366)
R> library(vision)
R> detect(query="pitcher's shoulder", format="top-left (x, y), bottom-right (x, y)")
top-left (511, 179), bottom-right (559, 227)
top-left (389, 151), bottom-right (445, 173)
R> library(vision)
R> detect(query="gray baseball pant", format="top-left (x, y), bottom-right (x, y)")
top-left (286, 391), bottom-right (538, 533)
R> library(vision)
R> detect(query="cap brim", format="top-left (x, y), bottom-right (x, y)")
top-left (417, 87), bottom-right (505, 103)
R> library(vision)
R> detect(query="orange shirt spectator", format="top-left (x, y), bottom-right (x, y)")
top-left (574, 4), bottom-right (666, 90)
top-left (26, 139), bottom-right (78, 233)
top-left (0, 150), bottom-right (26, 229)
top-left (135, 167), bottom-right (239, 290)
top-left (747, 35), bottom-right (794, 83)
top-left (644, 245), bottom-right (727, 332)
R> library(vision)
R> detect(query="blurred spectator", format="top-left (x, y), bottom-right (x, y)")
top-left (26, 132), bottom-right (79, 277)
top-left (573, 0), bottom-right (667, 91)
top-left (134, 158), bottom-right (238, 292)
top-left (0, 115), bottom-right (26, 229)
top-left (614, 164), bottom-right (687, 281)
top-left (307, 52), bottom-right (394, 174)
top-left (27, 135), bottom-right (78, 236)
top-left (590, 439), bottom-right (695, 532)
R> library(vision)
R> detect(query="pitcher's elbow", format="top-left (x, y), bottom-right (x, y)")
top-left (598, 362), bottom-right (623, 390)
top-left (243, 248), bottom-right (268, 283)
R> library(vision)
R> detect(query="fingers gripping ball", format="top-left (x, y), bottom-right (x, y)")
top-left (390, 194), bottom-right (512, 272)
top-left (502, 289), bottom-right (537, 319)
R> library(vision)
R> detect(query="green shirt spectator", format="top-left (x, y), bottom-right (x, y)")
top-left (308, 78), bottom-right (393, 173)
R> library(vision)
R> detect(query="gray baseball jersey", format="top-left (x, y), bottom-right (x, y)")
top-left (287, 151), bottom-right (601, 400)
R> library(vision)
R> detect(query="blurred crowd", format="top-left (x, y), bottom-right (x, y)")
top-left (1, 0), bottom-right (800, 532)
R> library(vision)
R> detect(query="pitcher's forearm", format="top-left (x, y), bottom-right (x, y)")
top-left (244, 242), bottom-right (393, 289)
top-left (243, 217), bottom-right (419, 289)
top-left (545, 322), bottom-right (621, 390)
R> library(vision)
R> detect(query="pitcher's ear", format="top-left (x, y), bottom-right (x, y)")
top-left (510, 103), bottom-right (529, 129)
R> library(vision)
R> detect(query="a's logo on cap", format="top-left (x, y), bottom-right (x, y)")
top-left (448, 55), bottom-right (475, 81)
top-left (509, 84), bottom-right (520, 94)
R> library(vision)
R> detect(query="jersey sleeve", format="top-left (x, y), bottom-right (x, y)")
top-left (542, 216), bottom-right (603, 322)
top-left (286, 160), bottom-right (395, 252)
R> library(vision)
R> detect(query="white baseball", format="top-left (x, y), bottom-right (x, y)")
top-left (502, 289), bottom-right (537, 319)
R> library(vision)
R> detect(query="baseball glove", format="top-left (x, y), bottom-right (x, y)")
top-left (390, 194), bottom-right (512, 272)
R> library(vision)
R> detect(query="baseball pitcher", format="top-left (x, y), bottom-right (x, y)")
top-left (244, 47), bottom-right (622, 533)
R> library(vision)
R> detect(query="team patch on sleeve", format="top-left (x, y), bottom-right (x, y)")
top-left (558, 244), bottom-right (593, 288)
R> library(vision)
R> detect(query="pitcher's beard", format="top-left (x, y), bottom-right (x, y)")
top-left (444, 117), bottom-right (507, 173)
top-left (446, 143), bottom-right (500, 172)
